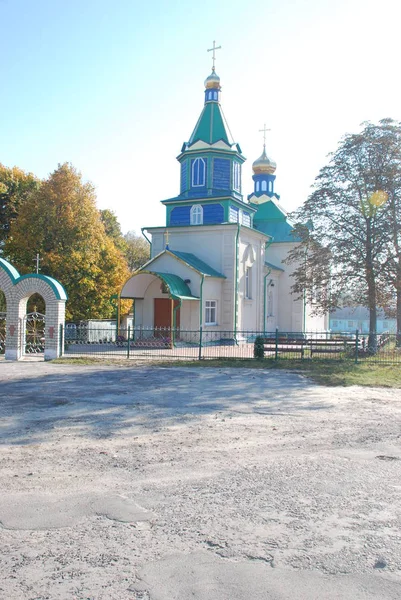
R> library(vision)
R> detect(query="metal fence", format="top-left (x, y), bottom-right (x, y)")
top-left (62, 325), bottom-right (401, 363)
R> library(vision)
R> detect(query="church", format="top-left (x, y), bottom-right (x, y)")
top-left (121, 57), bottom-right (328, 335)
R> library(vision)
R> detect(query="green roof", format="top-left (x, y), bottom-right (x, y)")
top-left (150, 272), bottom-right (199, 300)
top-left (189, 102), bottom-right (233, 146)
top-left (251, 197), bottom-right (300, 243)
top-left (168, 250), bottom-right (226, 278)
top-left (265, 261), bottom-right (284, 272)
top-left (0, 257), bottom-right (67, 300)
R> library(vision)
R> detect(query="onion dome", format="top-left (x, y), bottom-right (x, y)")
top-left (252, 146), bottom-right (276, 175)
top-left (204, 69), bottom-right (221, 89)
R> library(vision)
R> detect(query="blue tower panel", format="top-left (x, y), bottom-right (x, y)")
top-left (213, 158), bottom-right (230, 190)
top-left (203, 204), bottom-right (224, 224)
top-left (180, 161), bottom-right (187, 193)
top-left (170, 206), bottom-right (191, 226)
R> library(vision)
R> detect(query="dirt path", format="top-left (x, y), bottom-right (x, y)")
top-left (1, 362), bottom-right (400, 599)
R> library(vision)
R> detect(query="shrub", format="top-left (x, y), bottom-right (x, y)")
top-left (254, 336), bottom-right (265, 359)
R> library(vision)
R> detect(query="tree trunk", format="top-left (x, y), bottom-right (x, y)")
top-left (366, 219), bottom-right (377, 353)
top-left (397, 285), bottom-right (401, 347)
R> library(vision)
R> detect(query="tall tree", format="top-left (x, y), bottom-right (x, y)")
top-left (99, 209), bottom-right (126, 252)
top-left (123, 231), bottom-right (150, 272)
top-left (287, 120), bottom-right (401, 350)
top-left (5, 163), bottom-right (130, 321)
top-left (0, 164), bottom-right (40, 249)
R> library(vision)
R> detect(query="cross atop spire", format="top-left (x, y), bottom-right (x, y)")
top-left (259, 123), bottom-right (271, 148)
top-left (207, 40), bottom-right (222, 72)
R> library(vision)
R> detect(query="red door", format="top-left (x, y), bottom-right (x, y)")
top-left (154, 299), bottom-right (181, 330)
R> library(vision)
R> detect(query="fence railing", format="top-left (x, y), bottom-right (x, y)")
top-left (62, 325), bottom-right (401, 363)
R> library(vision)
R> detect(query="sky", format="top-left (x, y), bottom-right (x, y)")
top-left (1, 0), bottom-right (401, 234)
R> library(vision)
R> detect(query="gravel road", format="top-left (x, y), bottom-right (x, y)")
top-left (0, 361), bottom-right (400, 599)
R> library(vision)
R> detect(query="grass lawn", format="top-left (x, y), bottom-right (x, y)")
top-left (52, 356), bottom-right (401, 388)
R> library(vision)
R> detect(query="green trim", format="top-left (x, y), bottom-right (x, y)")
top-left (168, 250), bottom-right (226, 278)
top-left (234, 223), bottom-right (240, 340)
top-left (0, 257), bottom-right (20, 280)
top-left (0, 258), bottom-right (67, 300)
top-left (199, 275), bottom-right (204, 328)
top-left (173, 298), bottom-right (182, 345)
top-left (263, 269), bottom-right (271, 335)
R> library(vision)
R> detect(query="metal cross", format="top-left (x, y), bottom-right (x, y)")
top-left (33, 253), bottom-right (41, 274)
top-left (207, 40), bottom-right (222, 71)
top-left (259, 123), bottom-right (271, 147)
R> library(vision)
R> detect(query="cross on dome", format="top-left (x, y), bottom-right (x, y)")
top-left (207, 40), bottom-right (222, 72)
top-left (259, 123), bottom-right (271, 148)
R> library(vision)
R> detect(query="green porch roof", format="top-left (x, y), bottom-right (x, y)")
top-left (189, 102), bottom-right (232, 146)
top-left (150, 272), bottom-right (199, 300)
top-left (168, 250), bottom-right (226, 278)
top-left (265, 261), bottom-right (285, 272)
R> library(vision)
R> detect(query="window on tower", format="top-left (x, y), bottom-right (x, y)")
top-left (261, 180), bottom-right (267, 192)
top-left (190, 204), bottom-right (203, 225)
top-left (233, 162), bottom-right (241, 192)
top-left (192, 157), bottom-right (206, 187)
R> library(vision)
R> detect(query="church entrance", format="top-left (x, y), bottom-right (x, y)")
top-left (154, 298), bottom-right (180, 330)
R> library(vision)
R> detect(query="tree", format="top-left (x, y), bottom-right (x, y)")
top-left (123, 230), bottom-right (150, 272)
top-left (287, 120), bottom-right (401, 350)
top-left (0, 164), bottom-right (40, 249)
top-left (5, 163), bottom-right (130, 321)
top-left (99, 209), bottom-right (126, 251)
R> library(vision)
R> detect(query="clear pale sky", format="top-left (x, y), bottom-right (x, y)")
top-left (1, 0), bottom-right (400, 233)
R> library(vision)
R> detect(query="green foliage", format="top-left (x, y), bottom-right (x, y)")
top-left (287, 119), bottom-right (401, 337)
top-left (5, 163), bottom-right (130, 321)
top-left (254, 336), bottom-right (265, 359)
top-left (123, 230), bottom-right (150, 272)
top-left (0, 290), bottom-right (5, 312)
top-left (0, 164), bottom-right (40, 249)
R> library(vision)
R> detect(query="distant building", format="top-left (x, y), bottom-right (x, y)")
top-left (330, 307), bottom-right (396, 333)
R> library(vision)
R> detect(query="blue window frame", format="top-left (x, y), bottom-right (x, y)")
top-left (192, 158), bottom-right (206, 187)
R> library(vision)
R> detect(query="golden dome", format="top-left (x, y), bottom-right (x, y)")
top-left (204, 69), bottom-right (221, 89)
top-left (252, 146), bottom-right (276, 175)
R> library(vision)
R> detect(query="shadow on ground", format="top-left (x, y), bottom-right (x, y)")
top-left (0, 363), bottom-right (331, 445)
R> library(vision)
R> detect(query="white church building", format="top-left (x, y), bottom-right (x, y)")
top-left (121, 64), bottom-right (328, 335)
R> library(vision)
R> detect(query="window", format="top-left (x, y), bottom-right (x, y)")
top-left (205, 300), bottom-right (217, 325)
top-left (233, 162), bottom-right (241, 192)
top-left (245, 266), bottom-right (252, 299)
top-left (256, 181), bottom-right (260, 192)
top-left (332, 320), bottom-right (338, 328)
top-left (190, 204), bottom-right (203, 225)
top-left (348, 320), bottom-right (355, 328)
top-left (192, 157), bottom-right (206, 187)
top-left (261, 180), bottom-right (267, 192)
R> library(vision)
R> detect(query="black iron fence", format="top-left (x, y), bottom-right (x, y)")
top-left (62, 325), bottom-right (401, 363)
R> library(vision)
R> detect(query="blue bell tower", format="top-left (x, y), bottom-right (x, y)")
top-left (247, 125), bottom-right (278, 202)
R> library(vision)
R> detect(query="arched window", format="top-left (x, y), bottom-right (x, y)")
top-left (261, 180), bottom-right (267, 192)
top-left (256, 181), bottom-right (260, 192)
top-left (268, 181), bottom-right (272, 192)
top-left (233, 162), bottom-right (241, 192)
top-left (192, 158), bottom-right (206, 187)
top-left (190, 204), bottom-right (203, 225)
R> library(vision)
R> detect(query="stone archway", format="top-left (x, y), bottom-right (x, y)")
top-left (0, 258), bottom-right (67, 361)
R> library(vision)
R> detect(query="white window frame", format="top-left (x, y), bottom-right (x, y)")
top-left (190, 204), bottom-right (203, 225)
top-left (233, 162), bottom-right (241, 192)
top-left (245, 266), bottom-right (252, 299)
top-left (205, 300), bottom-right (217, 325)
top-left (261, 180), bottom-right (267, 192)
top-left (192, 157), bottom-right (206, 187)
